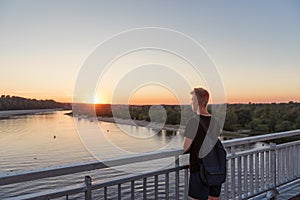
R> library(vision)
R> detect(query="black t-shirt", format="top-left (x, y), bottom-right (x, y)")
top-left (184, 115), bottom-right (211, 173)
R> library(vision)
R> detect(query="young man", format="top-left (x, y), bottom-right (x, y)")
top-left (182, 87), bottom-right (221, 200)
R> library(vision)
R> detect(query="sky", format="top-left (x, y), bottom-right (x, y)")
top-left (0, 0), bottom-right (299, 104)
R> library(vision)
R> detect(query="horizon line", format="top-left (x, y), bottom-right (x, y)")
top-left (1, 94), bottom-right (299, 105)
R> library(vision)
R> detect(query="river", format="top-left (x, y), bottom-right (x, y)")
top-left (0, 110), bottom-right (187, 198)
top-left (0, 110), bottom-right (267, 199)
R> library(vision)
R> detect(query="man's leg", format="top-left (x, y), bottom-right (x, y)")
top-left (208, 184), bottom-right (222, 200)
top-left (208, 195), bottom-right (220, 200)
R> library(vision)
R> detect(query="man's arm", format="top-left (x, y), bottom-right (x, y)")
top-left (182, 136), bottom-right (193, 153)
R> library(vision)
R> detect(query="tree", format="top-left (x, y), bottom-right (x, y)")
top-left (236, 108), bottom-right (252, 127)
top-left (295, 117), bottom-right (300, 129)
top-left (224, 110), bottom-right (237, 131)
top-left (166, 108), bottom-right (180, 125)
top-left (275, 121), bottom-right (292, 132)
top-left (249, 119), bottom-right (269, 132)
top-left (0, 94), bottom-right (68, 110)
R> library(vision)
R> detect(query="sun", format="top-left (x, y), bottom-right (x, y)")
top-left (93, 96), bottom-right (101, 104)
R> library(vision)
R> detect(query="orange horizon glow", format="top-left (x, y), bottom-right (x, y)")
top-left (3, 92), bottom-right (299, 105)
top-left (72, 97), bottom-right (299, 105)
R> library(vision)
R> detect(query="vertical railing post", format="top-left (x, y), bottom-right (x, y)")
top-left (266, 143), bottom-right (278, 199)
top-left (255, 152), bottom-right (259, 193)
top-left (184, 168), bottom-right (189, 200)
top-left (85, 176), bottom-right (92, 200)
top-left (104, 186), bottom-right (107, 200)
top-left (249, 154), bottom-right (254, 196)
top-left (131, 180), bottom-right (135, 200)
top-left (165, 172), bottom-right (169, 200)
top-left (175, 155), bottom-right (179, 200)
top-left (230, 145), bottom-right (236, 154)
top-left (154, 175), bottom-right (158, 199)
top-left (293, 145), bottom-right (296, 178)
top-left (118, 184), bottom-right (122, 200)
top-left (270, 143), bottom-right (277, 189)
top-left (231, 146), bottom-right (236, 199)
top-left (237, 156), bottom-right (242, 199)
top-left (225, 158), bottom-right (229, 199)
top-left (260, 151), bottom-right (265, 190)
top-left (143, 178), bottom-right (147, 200)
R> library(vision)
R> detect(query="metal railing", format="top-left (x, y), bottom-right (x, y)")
top-left (1, 149), bottom-right (188, 200)
top-left (1, 129), bottom-right (300, 199)
top-left (222, 129), bottom-right (300, 200)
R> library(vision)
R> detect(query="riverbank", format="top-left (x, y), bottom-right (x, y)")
top-left (97, 117), bottom-right (249, 139)
top-left (98, 117), bottom-right (183, 132)
top-left (0, 108), bottom-right (65, 119)
top-left (66, 111), bottom-right (250, 138)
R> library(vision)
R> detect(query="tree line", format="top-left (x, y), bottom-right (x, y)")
top-left (223, 102), bottom-right (300, 134)
top-left (0, 95), bottom-right (70, 110)
top-left (94, 102), bottom-right (300, 134)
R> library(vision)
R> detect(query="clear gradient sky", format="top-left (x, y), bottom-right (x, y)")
top-left (0, 0), bottom-right (299, 104)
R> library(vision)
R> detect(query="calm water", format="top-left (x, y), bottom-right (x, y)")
top-left (0, 110), bottom-right (185, 198)
top-left (0, 110), bottom-right (268, 199)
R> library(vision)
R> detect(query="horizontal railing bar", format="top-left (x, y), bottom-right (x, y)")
top-left (0, 148), bottom-right (183, 186)
top-left (276, 140), bottom-right (300, 149)
top-left (0, 161), bottom-right (106, 186)
top-left (222, 129), bottom-right (300, 148)
top-left (226, 139), bottom-right (300, 159)
top-left (227, 139), bottom-right (300, 159)
top-left (4, 183), bottom-right (86, 200)
top-left (227, 146), bottom-right (271, 159)
top-left (92, 165), bottom-right (189, 190)
top-left (5, 165), bottom-right (189, 200)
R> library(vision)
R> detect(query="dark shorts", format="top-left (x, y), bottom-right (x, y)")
top-left (189, 171), bottom-right (222, 200)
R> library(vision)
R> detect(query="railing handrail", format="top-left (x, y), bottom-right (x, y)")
top-left (0, 148), bottom-right (184, 186)
top-left (222, 129), bottom-right (300, 147)
top-left (1, 129), bottom-right (299, 187)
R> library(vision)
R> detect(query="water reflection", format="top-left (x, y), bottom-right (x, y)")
top-left (99, 122), bottom-right (183, 154)
top-left (0, 111), bottom-right (93, 174)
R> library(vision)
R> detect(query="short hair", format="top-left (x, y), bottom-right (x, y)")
top-left (190, 87), bottom-right (209, 107)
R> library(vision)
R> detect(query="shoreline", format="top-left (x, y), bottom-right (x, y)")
top-left (97, 117), bottom-right (184, 132)
top-left (0, 108), bottom-right (65, 119)
top-left (97, 117), bottom-right (248, 138)
top-left (68, 113), bottom-right (250, 139)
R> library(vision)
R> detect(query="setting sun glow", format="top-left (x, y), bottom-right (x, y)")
top-left (93, 96), bottom-right (102, 104)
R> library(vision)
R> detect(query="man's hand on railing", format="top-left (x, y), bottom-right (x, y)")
top-left (182, 136), bottom-right (192, 154)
